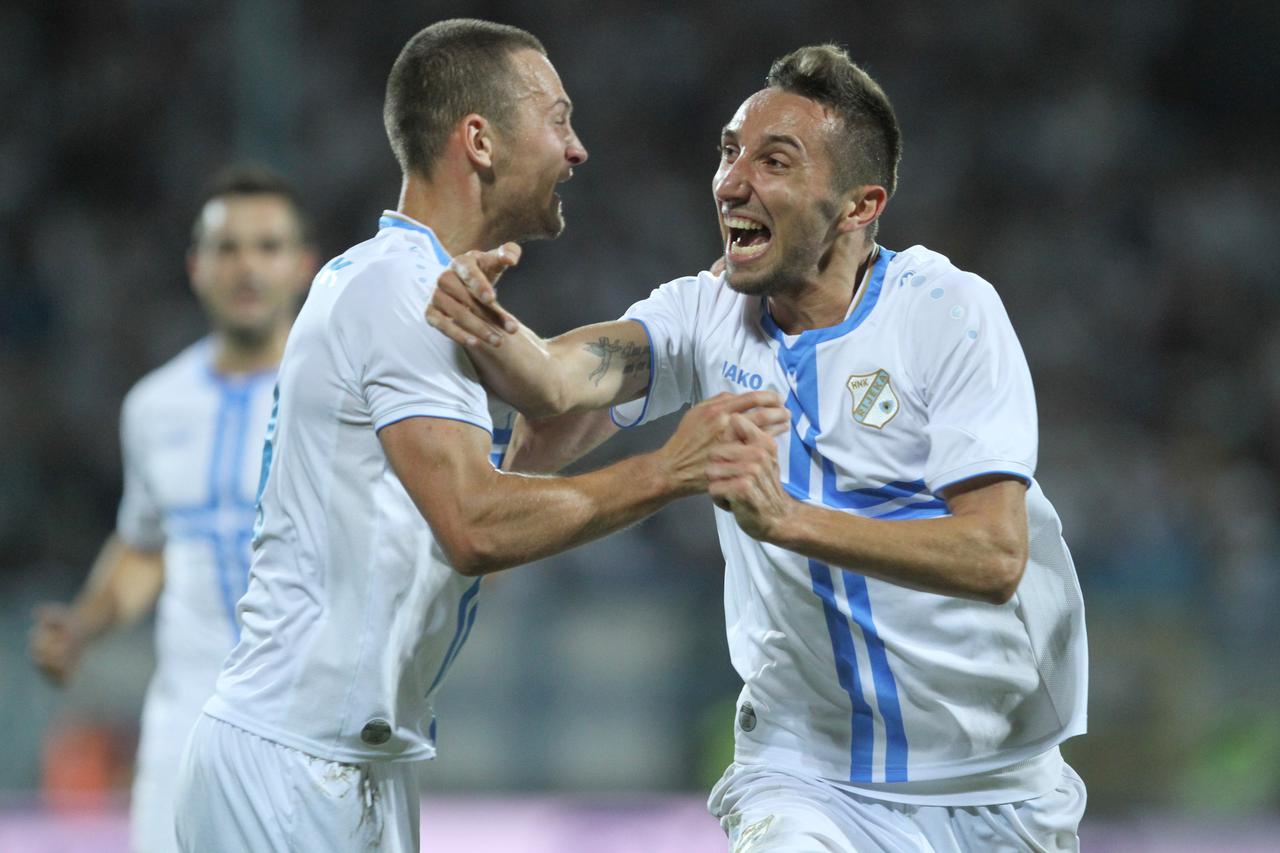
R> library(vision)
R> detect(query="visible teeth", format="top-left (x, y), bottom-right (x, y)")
top-left (729, 240), bottom-right (770, 260)
top-left (724, 216), bottom-right (763, 230)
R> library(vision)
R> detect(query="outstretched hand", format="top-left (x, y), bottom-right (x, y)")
top-left (426, 242), bottom-right (523, 347)
top-left (707, 412), bottom-right (795, 541)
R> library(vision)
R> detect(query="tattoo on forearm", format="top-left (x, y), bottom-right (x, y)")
top-left (583, 337), bottom-right (650, 386)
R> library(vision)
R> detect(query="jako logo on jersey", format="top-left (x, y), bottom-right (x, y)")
top-left (722, 361), bottom-right (764, 390)
top-left (847, 369), bottom-right (899, 429)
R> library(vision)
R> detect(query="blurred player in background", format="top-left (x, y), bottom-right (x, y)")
top-left (173, 19), bottom-right (786, 853)
top-left (429, 45), bottom-right (1088, 852)
top-left (27, 166), bottom-right (316, 853)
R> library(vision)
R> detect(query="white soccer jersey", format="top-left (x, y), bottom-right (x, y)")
top-left (205, 212), bottom-right (493, 764)
top-left (614, 245), bottom-right (1087, 798)
top-left (116, 338), bottom-right (277, 850)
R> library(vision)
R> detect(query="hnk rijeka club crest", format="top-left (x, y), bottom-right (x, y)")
top-left (847, 369), bottom-right (899, 429)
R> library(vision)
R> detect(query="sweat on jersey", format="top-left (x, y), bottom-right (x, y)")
top-left (205, 212), bottom-right (499, 764)
top-left (613, 245), bottom-right (1087, 804)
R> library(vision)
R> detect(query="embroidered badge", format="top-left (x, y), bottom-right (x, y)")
top-left (847, 369), bottom-right (899, 429)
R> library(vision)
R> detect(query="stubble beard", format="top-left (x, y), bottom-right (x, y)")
top-left (724, 236), bottom-right (818, 299)
top-left (490, 189), bottom-right (564, 246)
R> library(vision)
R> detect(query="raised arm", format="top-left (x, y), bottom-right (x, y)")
top-left (380, 391), bottom-right (788, 576)
top-left (426, 247), bottom-right (652, 419)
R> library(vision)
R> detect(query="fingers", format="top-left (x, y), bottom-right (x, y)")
top-left (715, 389), bottom-right (783, 414)
top-left (428, 287), bottom-right (507, 348)
top-left (447, 258), bottom-right (520, 333)
top-left (474, 242), bottom-right (523, 280)
top-left (745, 406), bottom-right (790, 436)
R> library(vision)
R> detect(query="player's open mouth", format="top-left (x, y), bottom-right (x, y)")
top-left (725, 215), bottom-right (772, 262)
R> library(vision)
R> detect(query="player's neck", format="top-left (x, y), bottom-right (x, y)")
top-left (768, 241), bottom-right (875, 334)
top-left (212, 326), bottom-right (287, 377)
top-left (396, 172), bottom-right (487, 257)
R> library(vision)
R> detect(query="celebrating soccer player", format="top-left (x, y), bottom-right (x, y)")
top-left (172, 20), bottom-right (787, 853)
top-left (429, 44), bottom-right (1089, 851)
top-left (29, 166), bottom-right (316, 853)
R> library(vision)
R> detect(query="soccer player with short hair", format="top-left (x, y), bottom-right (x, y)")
top-left (28, 165), bottom-right (317, 853)
top-left (173, 19), bottom-right (787, 853)
top-left (429, 44), bottom-right (1088, 851)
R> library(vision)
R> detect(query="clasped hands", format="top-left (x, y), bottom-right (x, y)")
top-left (426, 245), bottom-right (797, 541)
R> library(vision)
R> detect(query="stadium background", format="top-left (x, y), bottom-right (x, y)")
top-left (1, 0), bottom-right (1277, 849)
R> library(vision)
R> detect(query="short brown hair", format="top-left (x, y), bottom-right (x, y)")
top-left (191, 164), bottom-right (308, 244)
top-left (767, 45), bottom-right (902, 199)
top-left (384, 19), bottom-right (545, 179)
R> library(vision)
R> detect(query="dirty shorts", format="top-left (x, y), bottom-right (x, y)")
top-left (708, 761), bottom-right (1085, 852)
top-left (175, 713), bottom-right (420, 852)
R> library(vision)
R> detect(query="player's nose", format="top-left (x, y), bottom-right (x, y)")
top-left (714, 160), bottom-right (749, 203)
top-left (565, 133), bottom-right (587, 167)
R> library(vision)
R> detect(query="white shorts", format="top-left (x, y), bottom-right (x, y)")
top-left (708, 762), bottom-right (1086, 853)
top-left (175, 713), bottom-right (420, 852)
top-left (131, 747), bottom-right (181, 853)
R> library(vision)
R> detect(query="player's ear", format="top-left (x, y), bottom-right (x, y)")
top-left (461, 114), bottom-right (494, 170)
top-left (836, 185), bottom-right (888, 235)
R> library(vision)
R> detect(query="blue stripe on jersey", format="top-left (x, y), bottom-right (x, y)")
top-left (378, 215), bottom-right (451, 265)
top-left (766, 255), bottom-right (910, 782)
top-left (842, 574), bottom-right (909, 782)
top-left (426, 579), bottom-right (482, 697)
top-left (167, 374), bottom-right (270, 642)
top-left (809, 561), bottom-right (878, 780)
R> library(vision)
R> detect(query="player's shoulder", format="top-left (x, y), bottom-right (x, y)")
top-left (125, 338), bottom-right (211, 411)
top-left (647, 268), bottom-right (744, 308)
top-left (882, 244), bottom-right (1003, 312)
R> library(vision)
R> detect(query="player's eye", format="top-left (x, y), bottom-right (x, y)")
top-left (258, 238), bottom-right (285, 254)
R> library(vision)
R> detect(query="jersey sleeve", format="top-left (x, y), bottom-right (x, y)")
top-left (610, 275), bottom-right (703, 428)
top-left (343, 264), bottom-right (493, 434)
top-left (115, 391), bottom-right (165, 552)
top-left (907, 273), bottom-right (1038, 494)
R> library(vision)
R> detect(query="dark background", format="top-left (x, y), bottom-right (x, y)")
top-left (2, 0), bottom-right (1278, 819)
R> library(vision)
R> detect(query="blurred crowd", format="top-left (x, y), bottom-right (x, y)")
top-left (1, 0), bottom-right (1277, 817)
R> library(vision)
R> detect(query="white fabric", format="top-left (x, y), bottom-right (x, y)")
top-left (176, 713), bottom-right (420, 853)
top-left (613, 246), bottom-right (1087, 801)
top-left (709, 760), bottom-right (1085, 852)
top-left (204, 212), bottom-right (492, 764)
top-left (115, 338), bottom-right (277, 852)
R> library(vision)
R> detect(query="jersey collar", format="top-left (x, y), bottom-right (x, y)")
top-left (378, 211), bottom-right (451, 266)
top-left (760, 246), bottom-right (896, 349)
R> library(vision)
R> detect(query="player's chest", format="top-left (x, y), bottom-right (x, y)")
top-left (139, 388), bottom-right (274, 508)
top-left (696, 332), bottom-right (928, 468)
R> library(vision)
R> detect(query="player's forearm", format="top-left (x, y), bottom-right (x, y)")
top-left (766, 502), bottom-right (1026, 604)
top-left (446, 450), bottom-right (685, 575)
top-left (468, 320), bottom-right (649, 420)
top-left (503, 410), bottom-right (619, 474)
top-left (69, 536), bottom-right (163, 639)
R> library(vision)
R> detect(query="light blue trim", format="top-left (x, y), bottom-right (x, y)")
top-left (609, 318), bottom-right (657, 429)
top-left (378, 214), bottom-right (451, 265)
top-left (374, 412), bottom-right (493, 437)
top-left (772, 312), bottom-right (910, 783)
top-left (173, 383), bottom-right (257, 642)
top-left (934, 469), bottom-right (1032, 496)
top-left (843, 574), bottom-right (909, 782)
top-left (760, 247), bottom-right (896, 348)
top-left (426, 580), bottom-right (482, 697)
top-left (810, 561), bottom-right (877, 781)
